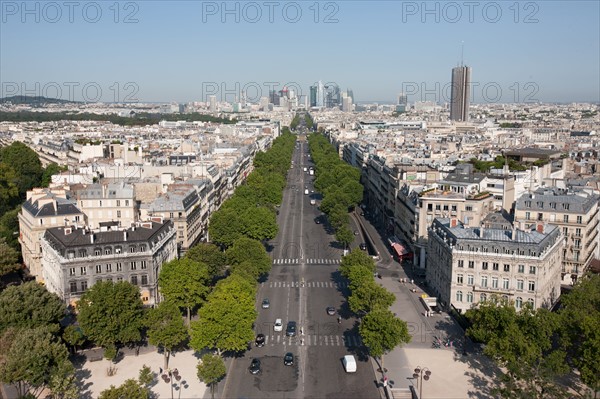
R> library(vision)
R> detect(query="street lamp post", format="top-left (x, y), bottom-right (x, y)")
top-left (412, 366), bottom-right (431, 399)
top-left (162, 368), bottom-right (186, 399)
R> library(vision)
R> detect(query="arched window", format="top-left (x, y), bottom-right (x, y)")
top-left (515, 297), bottom-right (523, 309)
top-left (466, 292), bottom-right (473, 303)
top-left (480, 293), bottom-right (487, 302)
top-left (456, 291), bottom-right (463, 302)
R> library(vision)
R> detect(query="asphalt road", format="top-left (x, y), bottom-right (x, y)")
top-left (222, 134), bottom-right (379, 399)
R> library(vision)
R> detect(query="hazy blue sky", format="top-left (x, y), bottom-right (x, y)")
top-left (1, 1), bottom-right (599, 103)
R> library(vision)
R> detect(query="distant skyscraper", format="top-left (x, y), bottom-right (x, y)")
top-left (450, 65), bottom-right (470, 122)
top-left (316, 81), bottom-right (324, 107)
top-left (347, 89), bottom-right (354, 103)
top-left (269, 90), bottom-right (280, 106)
top-left (397, 92), bottom-right (408, 113)
top-left (209, 95), bottom-right (217, 112)
top-left (309, 86), bottom-right (317, 107)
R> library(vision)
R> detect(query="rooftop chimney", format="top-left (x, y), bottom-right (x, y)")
top-left (90, 233), bottom-right (94, 244)
top-left (123, 231), bottom-right (127, 241)
top-left (479, 224), bottom-right (484, 238)
top-left (450, 217), bottom-right (458, 228)
top-left (536, 221), bottom-right (545, 234)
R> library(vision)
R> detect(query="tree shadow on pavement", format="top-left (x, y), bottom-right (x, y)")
top-left (450, 339), bottom-right (500, 398)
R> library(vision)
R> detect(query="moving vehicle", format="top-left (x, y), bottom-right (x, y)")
top-left (310, 199), bottom-right (316, 205)
top-left (286, 321), bottom-right (297, 337)
top-left (303, 167), bottom-right (307, 172)
top-left (309, 169), bottom-right (314, 176)
top-left (359, 243), bottom-right (367, 251)
top-left (274, 318), bottom-right (283, 332)
top-left (343, 355), bottom-right (357, 373)
top-left (304, 189), bottom-right (309, 195)
top-left (261, 298), bottom-right (270, 309)
top-left (284, 352), bottom-right (294, 366)
top-left (326, 306), bottom-right (336, 316)
top-left (249, 358), bottom-right (261, 374)
top-left (255, 334), bottom-right (265, 347)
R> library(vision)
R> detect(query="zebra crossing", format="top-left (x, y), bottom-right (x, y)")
top-left (257, 334), bottom-right (362, 347)
top-left (262, 281), bottom-right (348, 289)
top-left (272, 258), bottom-right (341, 265)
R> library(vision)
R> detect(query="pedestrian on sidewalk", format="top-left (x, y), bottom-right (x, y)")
top-left (411, 279), bottom-right (414, 285)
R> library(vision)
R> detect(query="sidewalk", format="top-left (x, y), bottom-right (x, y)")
top-left (377, 276), bottom-right (499, 399)
top-left (74, 349), bottom-right (207, 399)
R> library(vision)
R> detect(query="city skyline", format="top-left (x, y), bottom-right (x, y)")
top-left (1, 1), bottom-right (599, 103)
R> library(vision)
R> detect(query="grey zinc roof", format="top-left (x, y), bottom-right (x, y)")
top-left (22, 194), bottom-right (82, 218)
top-left (515, 188), bottom-right (599, 214)
top-left (43, 221), bottom-right (172, 249)
top-left (143, 186), bottom-right (199, 212)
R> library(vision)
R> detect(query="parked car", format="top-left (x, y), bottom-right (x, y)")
top-left (261, 298), bottom-right (270, 309)
top-left (255, 334), bottom-right (265, 347)
top-left (249, 358), bottom-right (261, 374)
top-left (274, 318), bottom-right (283, 332)
top-left (359, 243), bottom-right (367, 251)
top-left (284, 352), bottom-right (294, 366)
top-left (286, 321), bottom-right (297, 337)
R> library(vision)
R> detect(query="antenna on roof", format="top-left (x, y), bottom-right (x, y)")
top-left (460, 41), bottom-right (465, 67)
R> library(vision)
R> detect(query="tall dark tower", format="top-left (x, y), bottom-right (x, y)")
top-left (450, 65), bottom-right (471, 122)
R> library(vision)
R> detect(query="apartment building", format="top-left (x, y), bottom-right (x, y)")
top-left (141, 184), bottom-right (202, 255)
top-left (40, 219), bottom-right (176, 306)
top-left (514, 187), bottom-right (599, 285)
top-left (73, 182), bottom-right (138, 229)
top-left (426, 217), bottom-right (563, 313)
top-left (18, 188), bottom-right (86, 281)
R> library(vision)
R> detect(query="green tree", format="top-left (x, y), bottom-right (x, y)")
top-left (62, 325), bottom-right (86, 354)
top-left (558, 275), bottom-right (600, 396)
top-left (0, 281), bottom-right (66, 334)
top-left (41, 162), bottom-right (67, 187)
top-left (184, 243), bottom-right (227, 280)
top-left (145, 301), bottom-right (189, 370)
top-left (190, 275), bottom-right (256, 355)
top-left (339, 248), bottom-right (376, 279)
top-left (0, 238), bottom-right (21, 278)
top-left (359, 309), bottom-right (411, 379)
top-left (98, 378), bottom-right (150, 399)
top-left (0, 163), bottom-right (20, 214)
top-left (348, 281), bottom-right (395, 315)
top-left (158, 258), bottom-right (210, 324)
top-left (208, 207), bottom-right (243, 248)
top-left (0, 208), bottom-right (21, 252)
top-left (0, 141), bottom-right (44, 198)
top-left (226, 237), bottom-right (271, 280)
top-left (335, 225), bottom-right (354, 251)
top-left (241, 206), bottom-right (278, 242)
top-left (77, 281), bottom-right (144, 349)
top-left (466, 299), bottom-right (569, 398)
top-left (0, 326), bottom-right (75, 399)
top-left (197, 353), bottom-right (226, 399)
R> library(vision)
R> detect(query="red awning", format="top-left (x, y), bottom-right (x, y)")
top-left (391, 243), bottom-right (409, 256)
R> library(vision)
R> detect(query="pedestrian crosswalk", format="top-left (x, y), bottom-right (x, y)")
top-left (257, 334), bottom-right (363, 347)
top-left (262, 281), bottom-right (348, 289)
top-left (272, 258), bottom-right (341, 265)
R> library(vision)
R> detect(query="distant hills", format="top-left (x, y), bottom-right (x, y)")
top-left (0, 96), bottom-right (79, 105)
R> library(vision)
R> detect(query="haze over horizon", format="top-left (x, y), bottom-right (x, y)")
top-left (1, 1), bottom-right (599, 104)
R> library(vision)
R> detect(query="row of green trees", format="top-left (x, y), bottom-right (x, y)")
top-left (289, 113), bottom-right (301, 130)
top-left (307, 133), bottom-right (363, 248)
top-left (465, 275), bottom-right (600, 398)
top-left (208, 129), bottom-right (296, 247)
top-left (304, 113), bottom-right (314, 130)
top-left (339, 249), bottom-right (411, 374)
top-left (0, 111), bottom-right (236, 126)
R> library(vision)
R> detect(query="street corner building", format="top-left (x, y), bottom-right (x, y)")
top-left (426, 217), bottom-right (564, 313)
top-left (39, 219), bottom-right (177, 307)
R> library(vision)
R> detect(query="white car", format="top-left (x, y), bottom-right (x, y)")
top-left (274, 318), bottom-right (283, 332)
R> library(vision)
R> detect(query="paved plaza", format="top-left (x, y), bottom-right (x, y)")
top-left (74, 349), bottom-right (208, 399)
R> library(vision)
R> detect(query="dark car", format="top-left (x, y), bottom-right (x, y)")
top-left (284, 352), bottom-right (294, 366)
top-left (261, 298), bottom-right (270, 309)
top-left (359, 243), bottom-right (367, 251)
top-left (316, 218), bottom-right (321, 224)
top-left (286, 321), bottom-right (297, 337)
top-left (326, 306), bottom-right (336, 316)
top-left (354, 230), bottom-right (359, 236)
top-left (255, 334), bottom-right (265, 347)
top-left (249, 358), bottom-right (261, 375)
